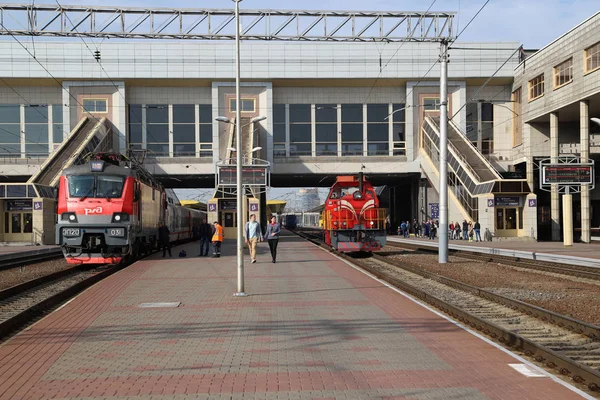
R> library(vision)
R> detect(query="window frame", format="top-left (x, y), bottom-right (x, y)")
top-left (528, 74), bottom-right (544, 101)
top-left (512, 87), bottom-right (523, 148)
top-left (584, 41), bottom-right (600, 75)
top-left (553, 58), bottom-right (573, 89)
top-left (82, 98), bottom-right (108, 114)
top-left (229, 98), bottom-right (256, 113)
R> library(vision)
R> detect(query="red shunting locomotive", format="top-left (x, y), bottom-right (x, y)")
top-left (322, 173), bottom-right (387, 252)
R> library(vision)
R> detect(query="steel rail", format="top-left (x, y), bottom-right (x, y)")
top-left (0, 248), bottom-right (63, 271)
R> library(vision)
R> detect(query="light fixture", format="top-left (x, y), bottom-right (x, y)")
top-left (591, 117), bottom-right (600, 126)
top-left (215, 116), bottom-right (231, 123)
top-left (250, 115), bottom-right (267, 123)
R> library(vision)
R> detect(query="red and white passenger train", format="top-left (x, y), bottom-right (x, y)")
top-left (56, 153), bottom-right (205, 264)
top-left (322, 173), bottom-right (387, 252)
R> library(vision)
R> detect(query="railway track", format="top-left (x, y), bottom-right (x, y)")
top-left (386, 241), bottom-right (600, 282)
top-left (0, 248), bottom-right (63, 271)
top-left (294, 229), bottom-right (600, 393)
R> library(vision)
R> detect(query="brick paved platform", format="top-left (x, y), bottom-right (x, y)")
top-left (0, 232), bottom-right (592, 399)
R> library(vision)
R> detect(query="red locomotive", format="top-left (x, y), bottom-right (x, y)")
top-left (322, 173), bottom-right (387, 252)
top-left (55, 153), bottom-right (204, 264)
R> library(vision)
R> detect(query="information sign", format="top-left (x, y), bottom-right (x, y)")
top-left (542, 164), bottom-right (593, 185)
top-left (429, 203), bottom-right (439, 219)
top-left (6, 199), bottom-right (32, 211)
top-left (495, 196), bottom-right (521, 207)
top-left (217, 166), bottom-right (268, 186)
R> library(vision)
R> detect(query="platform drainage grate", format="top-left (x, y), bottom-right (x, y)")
top-left (139, 302), bottom-right (181, 308)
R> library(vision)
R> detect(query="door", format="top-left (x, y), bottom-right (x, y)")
top-left (495, 207), bottom-right (523, 237)
top-left (222, 211), bottom-right (237, 240)
top-left (4, 212), bottom-right (33, 242)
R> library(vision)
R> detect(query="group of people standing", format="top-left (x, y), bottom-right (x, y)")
top-left (395, 219), bottom-right (482, 242)
top-left (449, 220), bottom-right (482, 242)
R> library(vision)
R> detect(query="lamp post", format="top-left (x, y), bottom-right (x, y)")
top-left (215, 113), bottom-right (266, 297)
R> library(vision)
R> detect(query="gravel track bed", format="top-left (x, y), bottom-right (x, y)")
top-left (0, 259), bottom-right (70, 291)
top-left (382, 252), bottom-right (600, 326)
top-left (361, 257), bottom-right (600, 372)
top-left (0, 270), bottom-right (100, 324)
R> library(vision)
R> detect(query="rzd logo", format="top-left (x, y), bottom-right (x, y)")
top-left (84, 206), bottom-right (103, 215)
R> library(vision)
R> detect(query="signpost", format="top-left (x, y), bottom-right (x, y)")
top-left (539, 157), bottom-right (595, 246)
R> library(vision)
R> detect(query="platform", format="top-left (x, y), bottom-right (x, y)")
top-left (388, 236), bottom-right (600, 267)
top-left (0, 233), bottom-right (592, 399)
top-left (0, 245), bottom-right (60, 259)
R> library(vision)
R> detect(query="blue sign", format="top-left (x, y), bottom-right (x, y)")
top-left (487, 199), bottom-right (495, 207)
top-left (90, 160), bottom-right (105, 172)
top-left (528, 199), bottom-right (537, 207)
top-left (249, 203), bottom-right (258, 212)
top-left (430, 203), bottom-right (439, 219)
top-left (208, 203), bottom-right (217, 212)
top-left (33, 201), bottom-right (42, 211)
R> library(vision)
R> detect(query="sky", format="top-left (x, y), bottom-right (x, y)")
top-left (5, 0), bottom-right (600, 206)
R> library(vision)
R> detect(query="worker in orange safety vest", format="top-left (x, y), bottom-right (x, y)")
top-left (211, 221), bottom-right (224, 258)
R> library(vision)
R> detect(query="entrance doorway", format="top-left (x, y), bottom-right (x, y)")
top-left (222, 211), bottom-right (237, 239)
top-left (495, 207), bottom-right (523, 237)
top-left (4, 211), bottom-right (33, 242)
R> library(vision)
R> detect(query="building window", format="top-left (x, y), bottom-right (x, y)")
top-left (391, 103), bottom-right (406, 156)
top-left (24, 105), bottom-right (49, 157)
top-left (512, 88), bottom-right (522, 147)
top-left (0, 104), bottom-right (21, 158)
top-left (423, 98), bottom-right (441, 112)
top-left (289, 104), bottom-right (311, 156)
top-left (366, 104), bottom-right (388, 156)
top-left (82, 99), bottom-right (108, 113)
top-left (172, 104), bottom-right (195, 157)
top-left (341, 104), bottom-right (363, 156)
top-left (528, 74), bottom-right (544, 101)
top-left (52, 104), bottom-right (64, 150)
top-left (273, 104), bottom-right (286, 157)
top-left (553, 58), bottom-right (573, 88)
top-left (198, 104), bottom-right (213, 157)
top-left (229, 98), bottom-right (255, 113)
top-left (145, 104), bottom-right (169, 156)
top-left (128, 104), bottom-right (143, 151)
top-left (315, 104), bottom-right (337, 156)
top-left (481, 103), bottom-right (494, 155)
top-left (585, 41), bottom-right (600, 74)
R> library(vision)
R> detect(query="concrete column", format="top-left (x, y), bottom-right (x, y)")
top-left (550, 112), bottom-right (560, 241)
top-left (580, 100), bottom-right (591, 243)
top-left (476, 101), bottom-right (483, 152)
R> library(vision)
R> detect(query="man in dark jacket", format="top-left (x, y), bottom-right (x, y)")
top-left (198, 218), bottom-right (212, 256)
top-left (158, 222), bottom-right (171, 257)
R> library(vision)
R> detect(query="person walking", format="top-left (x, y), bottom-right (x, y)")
top-left (265, 216), bottom-right (281, 263)
top-left (158, 222), bottom-right (171, 257)
top-left (198, 218), bottom-right (212, 256)
top-left (211, 221), bottom-right (223, 258)
top-left (244, 214), bottom-right (263, 263)
top-left (474, 220), bottom-right (482, 242)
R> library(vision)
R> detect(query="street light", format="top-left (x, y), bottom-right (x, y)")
top-left (591, 117), bottom-right (600, 126)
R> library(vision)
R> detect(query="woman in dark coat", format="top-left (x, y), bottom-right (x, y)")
top-left (265, 216), bottom-right (281, 263)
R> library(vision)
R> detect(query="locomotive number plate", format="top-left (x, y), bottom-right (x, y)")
top-left (108, 228), bottom-right (125, 237)
top-left (63, 228), bottom-right (80, 237)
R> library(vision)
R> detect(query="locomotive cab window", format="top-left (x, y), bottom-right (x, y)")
top-left (68, 175), bottom-right (125, 198)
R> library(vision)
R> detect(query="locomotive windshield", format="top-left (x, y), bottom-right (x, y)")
top-left (68, 175), bottom-right (125, 199)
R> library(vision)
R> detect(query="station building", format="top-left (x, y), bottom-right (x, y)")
top-left (0, 11), bottom-right (598, 243)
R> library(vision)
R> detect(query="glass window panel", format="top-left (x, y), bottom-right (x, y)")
top-left (24, 105), bottom-right (48, 124)
top-left (289, 104), bottom-right (311, 123)
top-left (423, 98), bottom-right (441, 111)
top-left (7, 185), bottom-right (26, 197)
top-left (367, 104), bottom-right (389, 122)
top-left (289, 143), bottom-right (311, 156)
top-left (342, 143), bottom-right (363, 155)
top-left (274, 144), bottom-right (286, 156)
top-left (273, 124), bottom-right (286, 142)
top-left (128, 104), bottom-right (143, 124)
top-left (199, 104), bottom-right (212, 123)
top-left (173, 124), bottom-right (195, 143)
top-left (0, 144), bottom-right (20, 156)
top-left (393, 123), bottom-right (405, 142)
top-left (26, 144), bottom-right (48, 156)
top-left (129, 124), bottom-right (142, 143)
top-left (341, 124), bottom-right (363, 142)
top-left (341, 104), bottom-right (363, 122)
top-left (11, 214), bottom-right (21, 233)
top-left (392, 104), bottom-right (406, 122)
top-left (481, 103), bottom-right (493, 121)
top-left (146, 124), bottom-right (169, 143)
top-left (145, 105), bottom-right (168, 123)
top-left (83, 99), bottom-right (107, 113)
top-left (0, 124), bottom-right (21, 144)
top-left (53, 124), bottom-right (64, 143)
top-left (368, 143), bottom-right (389, 156)
top-left (273, 104), bottom-right (286, 124)
top-left (52, 105), bottom-right (63, 123)
top-left (316, 104), bottom-right (337, 123)
top-left (316, 143), bottom-right (337, 156)
top-left (147, 143), bottom-right (169, 156)
top-left (367, 124), bottom-right (388, 141)
top-left (25, 124), bottom-right (48, 144)
top-left (0, 105), bottom-right (20, 123)
top-left (316, 124), bottom-right (337, 142)
top-left (173, 105), bottom-right (195, 123)
top-left (23, 213), bottom-right (32, 233)
top-left (242, 99), bottom-right (255, 112)
top-left (199, 124), bottom-right (212, 143)
top-left (174, 144), bottom-right (195, 157)
top-left (290, 124), bottom-right (311, 142)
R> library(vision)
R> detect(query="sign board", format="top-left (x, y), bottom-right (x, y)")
top-left (220, 200), bottom-right (237, 210)
top-left (495, 196), bottom-right (521, 207)
top-left (217, 166), bottom-right (268, 186)
top-left (429, 203), bottom-right (439, 219)
top-left (249, 203), bottom-right (259, 212)
top-left (33, 201), bottom-right (43, 211)
top-left (6, 199), bottom-right (32, 211)
top-left (528, 199), bottom-right (537, 207)
top-left (541, 164), bottom-right (593, 185)
top-left (487, 199), bottom-right (494, 207)
top-left (208, 203), bottom-right (217, 212)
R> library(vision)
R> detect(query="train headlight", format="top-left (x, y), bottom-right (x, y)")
top-left (61, 212), bottom-right (77, 222)
top-left (333, 207), bottom-right (338, 212)
top-left (370, 221), bottom-right (374, 226)
top-left (111, 213), bottom-right (130, 223)
top-left (342, 221), bottom-right (347, 226)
